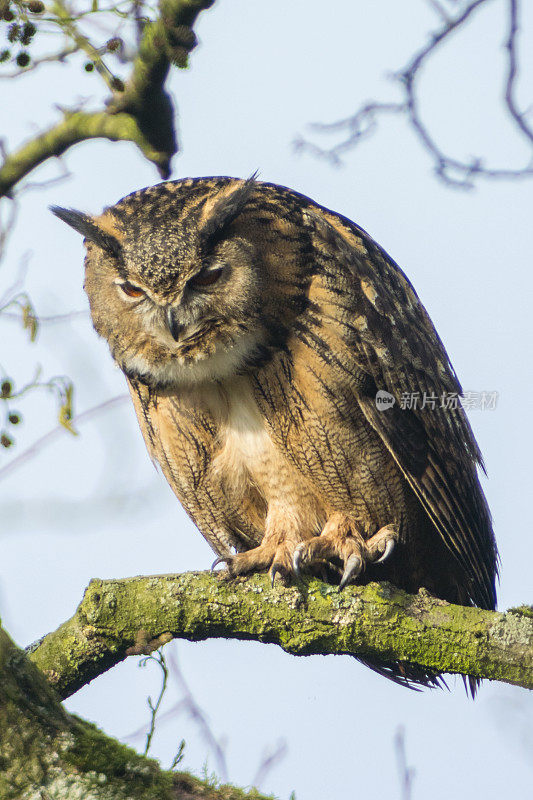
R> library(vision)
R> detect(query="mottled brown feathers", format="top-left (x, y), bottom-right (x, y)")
top-left (54, 175), bottom-right (499, 689)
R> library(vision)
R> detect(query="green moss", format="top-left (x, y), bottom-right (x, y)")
top-left (62, 718), bottom-right (276, 800)
top-left (30, 572), bottom-right (533, 696)
top-left (64, 717), bottom-right (174, 797)
top-left (509, 605), bottom-right (533, 619)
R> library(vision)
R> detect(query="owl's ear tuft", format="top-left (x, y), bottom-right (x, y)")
top-left (50, 206), bottom-right (122, 258)
top-left (199, 173), bottom-right (258, 251)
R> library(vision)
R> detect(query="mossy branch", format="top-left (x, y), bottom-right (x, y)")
top-left (108, 0), bottom-right (216, 115)
top-left (29, 572), bottom-right (533, 699)
top-left (0, 624), bottom-right (273, 800)
top-left (0, 0), bottom-right (216, 198)
top-left (0, 110), bottom-right (169, 197)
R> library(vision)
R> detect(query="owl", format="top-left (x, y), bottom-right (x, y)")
top-left (52, 177), bottom-right (498, 686)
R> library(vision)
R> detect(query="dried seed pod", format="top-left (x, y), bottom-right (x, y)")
top-left (16, 51), bottom-right (30, 67)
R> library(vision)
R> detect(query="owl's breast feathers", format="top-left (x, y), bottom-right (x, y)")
top-left (127, 376), bottom-right (327, 556)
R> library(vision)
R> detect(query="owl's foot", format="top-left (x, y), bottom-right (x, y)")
top-left (292, 514), bottom-right (398, 590)
top-left (212, 533), bottom-right (307, 586)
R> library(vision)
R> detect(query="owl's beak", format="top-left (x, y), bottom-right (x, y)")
top-left (166, 307), bottom-right (184, 342)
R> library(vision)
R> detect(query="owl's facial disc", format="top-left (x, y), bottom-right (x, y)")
top-left (56, 188), bottom-right (265, 389)
top-left (107, 244), bottom-right (262, 388)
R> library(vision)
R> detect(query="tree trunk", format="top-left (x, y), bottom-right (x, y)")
top-left (0, 623), bottom-right (271, 800)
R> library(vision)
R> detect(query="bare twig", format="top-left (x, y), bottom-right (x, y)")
top-left (0, 46), bottom-right (80, 80)
top-left (297, 0), bottom-right (533, 188)
top-left (139, 649), bottom-right (169, 756)
top-left (0, 197), bottom-right (18, 262)
top-left (504, 0), bottom-right (533, 144)
top-left (169, 650), bottom-right (229, 782)
top-left (425, 0), bottom-right (452, 23)
top-left (51, 0), bottom-right (119, 92)
top-left (0, 394), bottom-right (128, 481)
top-left (395, 727), bottom-right (416, 800)
top-left (123, 645), bottom-right (228, 778)
top-left (1, 309), bottom-right (88, 323)
top-left (169, 738), bottom-right (186, 770)
top-left (23, 160), bottom-right (72, 193)
top-left (251, 739), bottom-right (288, 790)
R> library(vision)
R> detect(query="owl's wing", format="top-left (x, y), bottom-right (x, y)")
top-left (303, 207), bottom-right (498, 610)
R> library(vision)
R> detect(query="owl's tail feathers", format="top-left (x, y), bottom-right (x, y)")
top-left (357, 656), bottom-right (481, 697)
top-left (464, 675), bottom-right (480, 698)
top-left (355, 655), bottom-right (448, 692)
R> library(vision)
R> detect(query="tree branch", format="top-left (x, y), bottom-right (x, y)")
top-left (0, 110), bottom-right (168, 197)
top-left (28, 572), bottom-right (533, 699)
top-left (504, 0), bottom-right (533, 145)
top-left (0, 0), bottom-right (216, 198)
top-left (296, 0), bottom-right (533, 188)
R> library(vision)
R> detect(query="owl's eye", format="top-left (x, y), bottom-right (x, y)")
top-left (119, 281), bottom-right (145, 299)
top-left (189, 267), bottom-right (223, 289)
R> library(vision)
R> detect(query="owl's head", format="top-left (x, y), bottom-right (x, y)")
top-left (52, 177), bottom-right (307, 389)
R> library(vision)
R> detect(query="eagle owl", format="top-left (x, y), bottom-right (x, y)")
top-left (52, 177), bottom-right (498, 672)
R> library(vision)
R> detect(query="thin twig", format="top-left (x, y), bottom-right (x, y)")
top-left (139, 649), bottom-right (169, 756)
top-left (395, 727), bottom-right (416, 800)
top-left (0, 394), bottom-right (128, 482)
top-left (0, 197), bottom-right (18, 263)
top-left (169, 650), bottom-right (229, 782)
top-left (23, 160), bottom-right (72, 193)
top-left (504, 0), bottom-right (533, 144)
top-left (1, 309), bottom-right (88, 323)
top-left (0, 46), bottom-right (79, 80)
top-left (425, 0), bottom-right (452, 23)
top-left (122, 645), bottom-right (229, 779)
top-left (297, 0), bottom-right (533, 188)
top-left (251, 740), bottom-right (288, 790)
top-left (51, 0), bottom-right (118, 92)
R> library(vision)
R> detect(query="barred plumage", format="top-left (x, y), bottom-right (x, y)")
top-left (53, 176), bottom-right (499, 689)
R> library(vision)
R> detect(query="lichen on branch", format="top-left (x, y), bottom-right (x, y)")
top-left (0, 110), bottom-right (171, 197)
top-left (29, 572), bottom-right (533, 699)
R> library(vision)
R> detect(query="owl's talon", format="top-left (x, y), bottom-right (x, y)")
top-left (339, 554), bottom-right (363, 591)
top-left (211, 555), bottom-right (230, 571)
top-left (375, 538), bottom-right (395, 564)
top-left (292, 543), bottom-right (305, 577)
top-left (270, 563), bottom-right (285, 586)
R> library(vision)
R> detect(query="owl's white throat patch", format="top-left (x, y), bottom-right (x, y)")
top-left (121, 330), bottom-right (261, 388)
top-left (210, 382), bottom-right (273, 492)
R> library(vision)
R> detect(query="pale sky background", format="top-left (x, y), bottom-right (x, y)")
top-left (1, 1), bottom-right (532, 798)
